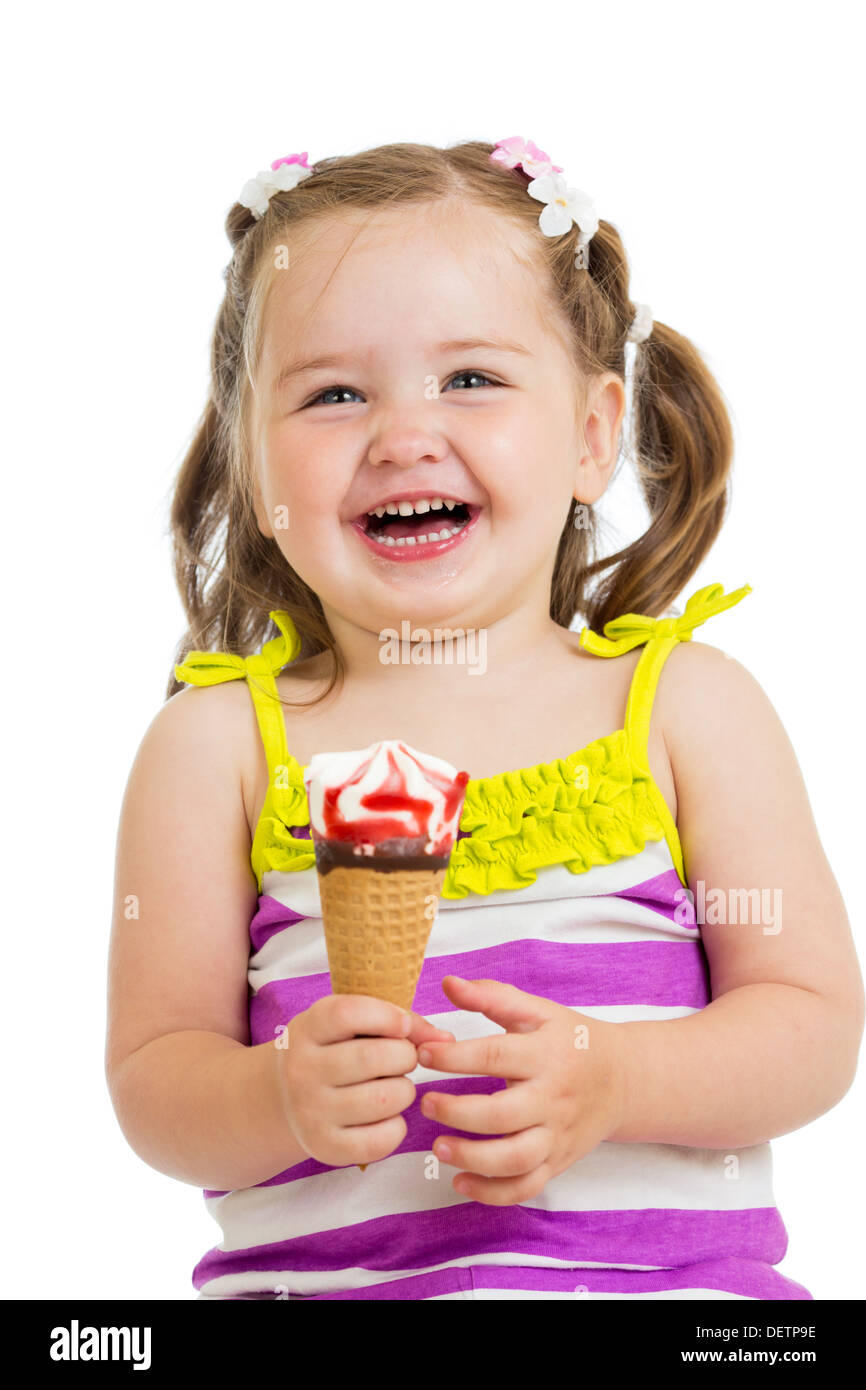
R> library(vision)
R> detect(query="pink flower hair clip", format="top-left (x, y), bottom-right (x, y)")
top-left (490, 135), bottom-right (599, 270)
top-left (238, 153), bottom-right (315, 220)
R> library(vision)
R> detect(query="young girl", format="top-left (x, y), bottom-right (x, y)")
top-left (106, 136), bottom-right (863, 1301)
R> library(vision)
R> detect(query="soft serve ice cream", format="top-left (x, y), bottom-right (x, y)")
top-left (303, 739), bottom-right (470, 873)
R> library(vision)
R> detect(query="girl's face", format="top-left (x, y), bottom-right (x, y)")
top-left (250, 199), bottom-right (623, 640)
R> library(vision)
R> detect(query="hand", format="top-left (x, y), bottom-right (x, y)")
top-left (417, 976), bottom-right (626, 1205)
top-left (277, 993), bottom-right (455, 1169)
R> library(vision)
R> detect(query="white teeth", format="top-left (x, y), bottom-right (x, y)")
top-left (370, 524), bottom-right (466, 547)
top-left (368, 495), bottom-right (461, 519)
top-left (364, 494), bottom-right (477, 548)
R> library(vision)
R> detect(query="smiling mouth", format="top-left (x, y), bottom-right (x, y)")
top-left (357, 500), bottom-right (479, 546)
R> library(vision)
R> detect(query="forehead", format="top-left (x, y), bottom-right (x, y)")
top-left (256, 200), bottom-right (563, 369)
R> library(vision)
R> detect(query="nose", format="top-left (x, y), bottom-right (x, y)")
top-left (366, 422), bottom-right (450, 472)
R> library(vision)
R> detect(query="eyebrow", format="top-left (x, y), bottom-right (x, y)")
top-left (271, 336), bottom-right (533, 393)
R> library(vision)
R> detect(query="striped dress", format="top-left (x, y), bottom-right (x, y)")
top-left (174, 581), bottom-right (812, 1301)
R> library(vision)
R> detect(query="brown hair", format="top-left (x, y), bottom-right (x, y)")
top-left (165, 139), bottom-right (733, 703)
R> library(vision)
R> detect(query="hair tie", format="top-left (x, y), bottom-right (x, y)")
top-left (626, 302), bottom-right (653, 343)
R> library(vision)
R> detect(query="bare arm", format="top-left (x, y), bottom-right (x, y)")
top-left (607, 640), bottom-right (865, 1148)
top-left (105, 681), bottom-right (306, 1191)
top-left (108, 1030), bottom-right (307, 1191)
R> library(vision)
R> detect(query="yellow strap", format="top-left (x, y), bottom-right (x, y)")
top-left (579, 582), bottom-right (753, 773)
top-left (174, 610), bottom-right (301, 784)
top-left (578, 581), bottom-right (752, 657)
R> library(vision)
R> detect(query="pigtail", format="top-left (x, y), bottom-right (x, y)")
top-left (577, 318), bottom-right (734, 633)
top-left (545, 203), bottom-right (735, 634)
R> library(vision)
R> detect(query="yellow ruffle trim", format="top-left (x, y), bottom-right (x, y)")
top-left (252, 729), bottom-right (670, 898)
top-left (174, 583), bottom-right (754, 896)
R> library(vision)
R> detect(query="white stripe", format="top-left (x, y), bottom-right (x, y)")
top-left (465, 1287), bottom-right (752, 1300)
top-left (261, 835), bottom-right (687, 918)
top-left (196, 1285), bottom-right (750, 1300)
top-left (251, 850), bottom-right (698, 992)
top-left (195, 1252), bottom-right (760, 1299)
top-left (204, 1141), bottom-right (776, 1251)
top-left (195, 1254), bottom-right (678, 1300)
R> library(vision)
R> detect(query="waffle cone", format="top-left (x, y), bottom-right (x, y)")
top-left (318, 864), bottom-right (446, 1013)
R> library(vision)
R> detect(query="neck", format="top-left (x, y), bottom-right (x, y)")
top-left (318, 593), bottom-right (573, 698)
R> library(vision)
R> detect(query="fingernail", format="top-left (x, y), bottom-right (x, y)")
top-left (400, 1014), bottom-right (412, 1035)
top-left (418, 1047), bottom-right (432, 1066)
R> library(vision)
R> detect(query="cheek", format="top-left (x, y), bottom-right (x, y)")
top-left (259, 434), bottom-right (335, 520)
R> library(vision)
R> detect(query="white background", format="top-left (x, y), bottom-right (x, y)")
top-left (3, 0), bottom-right (863, 1301)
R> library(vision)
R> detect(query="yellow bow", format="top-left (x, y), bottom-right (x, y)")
top-left (578, 582), bottom-right (752, 657)
top-left (174, 610), bottom-right (302, 686)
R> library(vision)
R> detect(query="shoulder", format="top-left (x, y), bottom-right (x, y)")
top-left (153, 677), bottom-right (256, 753)
top-left (137, 679), bottom-right (264, 832)
top-left (654, 637), bottom-right (797, 785)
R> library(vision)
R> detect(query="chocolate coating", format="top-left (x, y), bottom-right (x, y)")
top-left (312, 835), bottom-right (451, 876)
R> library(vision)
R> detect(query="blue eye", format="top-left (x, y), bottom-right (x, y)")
top-left (444, 370), bottom-right (496, 391)
top-left (303, 369), bottom-right (499, 407)
top-left (305, 385), bottom-right (362, 407)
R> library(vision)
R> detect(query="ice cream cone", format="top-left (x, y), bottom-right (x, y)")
top-left (318, 862), bottom-right (447, 1172)
top-left (303, 739), bottom-right (469, 1172)
top-left (319, 864), bottom-right (446, 1013)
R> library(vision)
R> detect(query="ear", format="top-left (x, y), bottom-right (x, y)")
top-left (573, 372), bottom-right (626, 505)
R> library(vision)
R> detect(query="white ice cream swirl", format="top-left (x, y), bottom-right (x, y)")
top-left (303, 739), bottom-right (467, 848)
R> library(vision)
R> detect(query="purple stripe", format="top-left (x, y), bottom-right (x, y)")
top-left (605, 868), bottom-right (697, 930)
top-left (249, 894), bottom-right (310, 953)
top-left (193, 1204), bottom-right (790, 1290)
top-left (216, 1256), bottom-right (811, 1300)
top-left (249, 937), bottom-right (710, 1045)
top-left (464, 1257), bottom-right (812, 1300)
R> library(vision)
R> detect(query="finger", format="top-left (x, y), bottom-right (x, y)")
top-left (326, 1074), bottom-right (417, 1127)
top-left (450, 1162), bottom-right (551, 1207)
top-left (310, 994), bottom-right (413, 1045)
top-left (332, 1114), bottom-right (409, 1170)
top-left (431, 1126), bottom-right (550, 1179)
top-left (327, 1035), bottom-right (419, 1086)
top-left (441, 977), bottom-right (554, 1032)
top-left (417, 1031), bottom-right (535, 1080)
top-left (420, 1080), bottom-right (538, 1135)
top-left (404, 1013), bottom-right (456, 1046)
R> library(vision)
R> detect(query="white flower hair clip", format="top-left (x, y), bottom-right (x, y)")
top-left (490, 136), bottom-right (598, 269)
top-left (237, 153), bottom-right (315, 220)
top-left (490, 136), bottom-right (652, 341)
